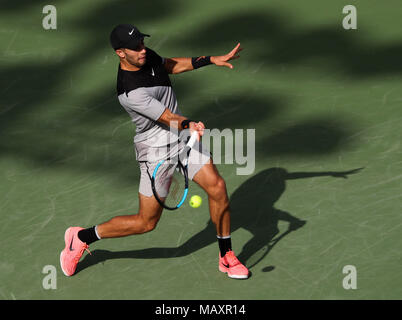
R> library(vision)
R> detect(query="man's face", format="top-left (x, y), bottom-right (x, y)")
top-left (117, 39), bottom-right (146, 68)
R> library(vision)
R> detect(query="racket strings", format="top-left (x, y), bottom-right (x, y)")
top-left (149, 133), bottom-right (196, 210)
top-left (164, 166), bottom-right (186, 207)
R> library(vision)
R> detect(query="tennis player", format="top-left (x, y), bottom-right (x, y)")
top-left (60, 24), bottom-right (249, 279)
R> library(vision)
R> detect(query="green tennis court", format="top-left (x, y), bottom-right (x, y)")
top-left (1, 0), bottom-right (402, 300)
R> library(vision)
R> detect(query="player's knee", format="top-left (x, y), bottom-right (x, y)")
top-left (143, 218), bottom-right (159, 233)
top-left (216, 177), bottom-right (227, 193)
top-left (208, 176), bottom-right (227, 200)
top-left (144, 221), bottom-right (158, 233)
top-left (135, 215), bottom-right (159, 234)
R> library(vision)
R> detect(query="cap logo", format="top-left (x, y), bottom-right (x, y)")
top-left (129, 28), bottom-right (134, 35)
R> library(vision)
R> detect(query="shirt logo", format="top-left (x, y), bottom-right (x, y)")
top-left (151, 68), bottom-right (155, 76)
top-left (129, 28), bottom-right (134, 35)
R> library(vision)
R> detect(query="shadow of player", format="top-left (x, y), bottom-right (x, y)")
top-left (76, 167), bottom-right (363, 274)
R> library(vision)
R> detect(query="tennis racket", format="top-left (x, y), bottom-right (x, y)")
top-left (150, 131), bottom-right (199, 210)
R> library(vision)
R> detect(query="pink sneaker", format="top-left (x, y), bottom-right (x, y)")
top-left (60, 227), bottom-right (91, 276)
top-left (219, 250), bottom-right (249, 279)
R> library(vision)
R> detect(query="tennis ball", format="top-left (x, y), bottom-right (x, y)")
top-left (189, 195), bottom-right (202, 208)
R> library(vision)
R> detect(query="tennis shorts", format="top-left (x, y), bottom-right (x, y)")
top-left (137, 138), bottom-right (211, 197)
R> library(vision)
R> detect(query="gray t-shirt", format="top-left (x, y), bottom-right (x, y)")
top-left (116, 48), bottom-right (184, 162)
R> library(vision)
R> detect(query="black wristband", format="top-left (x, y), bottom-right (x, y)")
top-left (181, 119), bottom-right (194, 129)
top-left (191, 56), bottom-right (212, 69)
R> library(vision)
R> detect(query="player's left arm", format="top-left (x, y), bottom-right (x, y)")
top-left (163, 43), bottom-right (243, 74)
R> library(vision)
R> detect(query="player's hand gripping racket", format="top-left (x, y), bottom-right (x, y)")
top-left (151, 131), bottom-right (199, 210)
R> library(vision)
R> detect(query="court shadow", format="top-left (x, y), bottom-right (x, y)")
top-left (76, 167), bottom-right (363, 274)
top-left (179, 10), bottom-right (402, 78)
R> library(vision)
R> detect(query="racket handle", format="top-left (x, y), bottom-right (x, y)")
top-left (186, 131), bottom-right (199, 149)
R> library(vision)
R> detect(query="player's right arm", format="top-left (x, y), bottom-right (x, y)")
top-left (157, 108), bottom-right (205, 136)
top-left (122, 88), bottom-right (204, 136)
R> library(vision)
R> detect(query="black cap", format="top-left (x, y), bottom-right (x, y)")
top-left (110, 24), bottom-right (150, 50)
